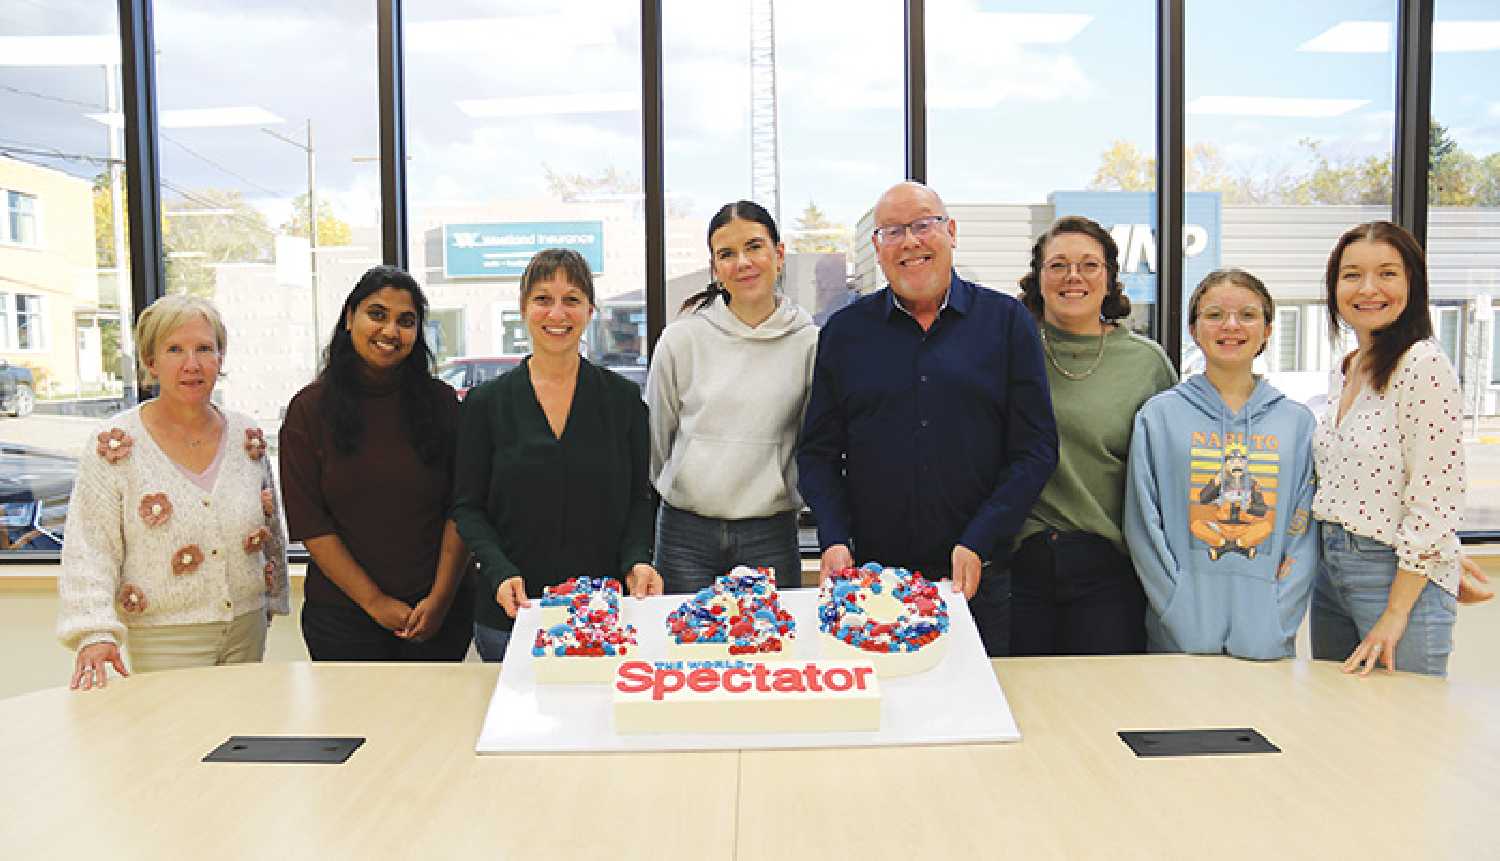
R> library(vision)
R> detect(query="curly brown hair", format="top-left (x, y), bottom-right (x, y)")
top-left (1018, 215), bottom-right (1131, 322)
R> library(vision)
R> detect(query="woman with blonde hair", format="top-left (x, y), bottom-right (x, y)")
top-left (58, 294), bottom-right (288, 688)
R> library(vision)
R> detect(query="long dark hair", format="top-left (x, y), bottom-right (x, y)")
top-left (680, 200), bottom-right (782, 314)
top-left (1323, 221), bottom-right (1433, 394)
top-left (1018, 215), bottom-right (1131, 322)
top-left (319, 264), bottom-right (449, 465)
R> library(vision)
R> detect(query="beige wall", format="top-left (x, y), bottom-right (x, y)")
top-left (0, 155), bottom-right (97, 396)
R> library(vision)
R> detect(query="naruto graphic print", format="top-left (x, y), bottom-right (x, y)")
top-left (1188, 432), bottom-right (1279, 561)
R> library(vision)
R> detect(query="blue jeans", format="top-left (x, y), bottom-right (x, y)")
top-left (654, 502), bottom-right (801, 593)
top-left (1310, 521), bottom-right (1457, 677)
top-left (472, 623), bottom-right (513, 663)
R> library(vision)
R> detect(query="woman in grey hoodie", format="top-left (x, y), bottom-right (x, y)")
top-left (645, 201), bottom-right (818, 593)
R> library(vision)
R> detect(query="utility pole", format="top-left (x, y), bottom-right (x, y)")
top-left (262, 120), bottom-right (320, 365)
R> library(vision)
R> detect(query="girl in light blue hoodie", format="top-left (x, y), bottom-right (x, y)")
top-left (1123, 269), bottom-right (1319, 659)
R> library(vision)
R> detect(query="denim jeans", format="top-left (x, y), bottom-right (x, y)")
top-left (1009, 530), bottom-right (1147, 656)
top-left (653, 502), bottom-right (801, 593)
top-left (1310, 520), bottom-right (1456, 677)
top-left (472, 623), bottom-right (513, 663)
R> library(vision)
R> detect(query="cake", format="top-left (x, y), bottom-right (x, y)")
top-left (817, 563), bottom-right (950, 676)
top-left (612, 659), bottom-right (881, 734)
top-left (531, 576), bottom-right (637, 684)
top-left (539, 576), bottom-right (622, 627)
top-left (665, 566), bottom-right (796, 660)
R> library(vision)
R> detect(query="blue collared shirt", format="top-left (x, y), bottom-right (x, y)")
top-left (797, 271), bottom-right (1058, 570)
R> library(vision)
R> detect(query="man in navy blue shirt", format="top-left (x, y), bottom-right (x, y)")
top-left (797, 182), bottom-right (1058, 655)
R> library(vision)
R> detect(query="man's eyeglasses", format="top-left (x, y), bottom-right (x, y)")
top-left (1044, 259), bottom-right (1104, 279)
top-left (1198, 306), bottom-right (1266, 326)
top-left (873, 215), bottom-right (949, 246)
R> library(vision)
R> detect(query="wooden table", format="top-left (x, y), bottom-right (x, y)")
top-left (3, 657), bottom-right (1495, 860)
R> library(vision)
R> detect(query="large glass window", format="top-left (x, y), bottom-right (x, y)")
top-left (5, 190), bottom-right (39, 245)
top-left (927, 1), bottom-right (1157, 331)
top-left (149, 0), bottom-right (383, 506)
top-left (664, 0), bottom-right (902, 322)
top-left (0, 6), bottom-right (132, 553)
top-left (1431, 0), bottom-right (1500, 531)
top-left (1183, 1), bottom-right (1397, 398)
top-left (406, 2), bottom-right (645, 375)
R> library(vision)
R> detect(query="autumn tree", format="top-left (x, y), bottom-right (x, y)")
top-left (791, 200), bottom-right (850, 254)
top-left (280, 192), bottom-right (353, 246)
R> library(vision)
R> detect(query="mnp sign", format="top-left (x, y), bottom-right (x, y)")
top-left (443, 221), bottom-right (604, 278)
top-left (1048, 192), bottom-right (1221, 307)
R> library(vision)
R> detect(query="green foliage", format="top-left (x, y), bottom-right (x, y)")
top-left (162, 189), bottom-right (273, 299)
top-left (1089, 121), bottom-right (1500, 208)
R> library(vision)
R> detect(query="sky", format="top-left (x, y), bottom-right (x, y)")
top-left (2, 0), bottom-right (1498, 241)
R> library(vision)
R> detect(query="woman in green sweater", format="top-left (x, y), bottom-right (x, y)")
top-left (1010, 216), bottom-right (1177, 655)
top-left (453, 249), bottom-right (662, 661)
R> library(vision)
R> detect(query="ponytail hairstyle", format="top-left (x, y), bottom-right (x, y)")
top-left (319, 265), bottom-right (450, 467)
top-left (1018, 215), bottom-right (1131, 322)
top-left (1323, 220), bottom-right (1433, 394)
top-left (680, 199), bottom-right (782, 314)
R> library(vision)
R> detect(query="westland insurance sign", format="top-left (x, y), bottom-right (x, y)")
top-left (1049, 191), bottom-right (1221, 308)
top-left (443, 221), bottom-right (604, 278)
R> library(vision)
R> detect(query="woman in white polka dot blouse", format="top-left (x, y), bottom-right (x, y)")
top-left (1310, 221), bottom-right (1465, 677)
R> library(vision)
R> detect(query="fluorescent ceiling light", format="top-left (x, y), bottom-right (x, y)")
top-left (1187, 96), bottom-right (1369, 118)
top-left (1435, 21), bottom-right (1500, 52)
top-left (86, 107), bottom-right (285, 128)
top-left (0, 35), bottom-right (116, 66)
top-left (457, 92), bottom-right (635, 118)
top-left (1298, 21), bottom-right (1388, 53)
top-left (978, 13), bottom-right (1093, 44)
top-left (407, 16), bottom-right (615, 53)
top-left (1301, 20), bottom-right (1500, 53)
top-left (931, 12), bottom-right (1092, 45)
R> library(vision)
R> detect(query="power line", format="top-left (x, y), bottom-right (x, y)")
top-left (0, 83), bottom-right (108, 112)
top-left (161, 132), bottom-right (288, 198)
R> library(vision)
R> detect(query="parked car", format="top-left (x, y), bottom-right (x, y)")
top-left (435, 356), bottom-right (523, 400)
top-left (0, 360), bottom-right (35, 417)
top-left (0, 442), bottom-right (75, 551)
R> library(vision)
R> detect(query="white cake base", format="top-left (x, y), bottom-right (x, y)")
top-left (820, 632), bottom-right (949, 677)
top-left (666, 641), bottom-right (795, 662)
top-left (613, 660), bottom-right (881, 734)
top-left (532, 654), bottom-right (626, 684)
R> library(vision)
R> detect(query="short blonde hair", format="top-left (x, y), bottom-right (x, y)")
top-left (135, 294), bottom-right (227, 380)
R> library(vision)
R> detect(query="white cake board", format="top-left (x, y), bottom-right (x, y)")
top-left (475, 583), bottom-right (1021, 754)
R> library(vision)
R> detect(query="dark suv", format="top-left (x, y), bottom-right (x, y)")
top-left (0, 360), bottom-right (35, 417)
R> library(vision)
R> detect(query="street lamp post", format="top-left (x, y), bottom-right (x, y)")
top-left (262, 120), bottom-right (320, 366)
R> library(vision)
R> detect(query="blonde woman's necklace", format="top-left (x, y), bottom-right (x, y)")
top-left (1041, 325), bottom-right (1106, 381)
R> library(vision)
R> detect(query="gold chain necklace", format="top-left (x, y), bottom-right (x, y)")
top-left (1040, 326), bottom-right (1107, 381)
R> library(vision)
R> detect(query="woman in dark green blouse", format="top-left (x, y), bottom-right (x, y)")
top-left (453, 249), bottom-right (662, 661)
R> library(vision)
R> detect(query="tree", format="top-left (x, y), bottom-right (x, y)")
top-left (791, 200), bottom-right (849, 254)
top-left (1088, 140), bottom-right (1154, 192)
top-left (280, 193), bottom-right (353, 246)
top-left (162, 189), bottom-right (274, 298)
top-left (543, 163), bottom-right (691, 217)
top-left (1087, 140), bottom-right (1262, 202)
top-left (1475, 153), bottom-right (1500, 207)
top-left (93, 171), bottom-right (126, 269)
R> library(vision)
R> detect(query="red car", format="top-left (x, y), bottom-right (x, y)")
top-left (435, 356), bottom-right (523, 400)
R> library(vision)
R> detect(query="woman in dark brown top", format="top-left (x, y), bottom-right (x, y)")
top-left (279, 265), bottom-right (473, 660)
